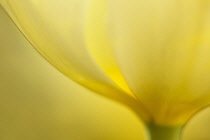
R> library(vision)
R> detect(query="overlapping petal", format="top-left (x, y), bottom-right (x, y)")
top-left (107, 0), bottom-right (210, 124)
top-left (0, 0), bottom-right (146, 116)
top-left (1, 0), bottom-right (210, 125)
top-left (85, 0), bottom-right (134, 97)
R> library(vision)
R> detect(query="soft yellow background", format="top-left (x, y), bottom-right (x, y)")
top-left (0, 5), bottom-right (210, 140)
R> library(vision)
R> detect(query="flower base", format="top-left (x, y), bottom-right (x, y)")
top-left (146, 123), bottom-right (183, 140)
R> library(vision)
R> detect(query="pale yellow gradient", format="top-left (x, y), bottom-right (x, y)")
top-left (107, 0), bottom-right (210, 125)
top-left (0, 0), bottom-right (150, 121)
top-left (0, 6), bottom-right (146, 140)
top-left (1, 4), bottom-right (210, 140)
top-left (0, 0), bottom-right (150, 120)
top-left (1, 0), bottom-right (210, 126)
top-left (183, 108), bottom-right (210, 140)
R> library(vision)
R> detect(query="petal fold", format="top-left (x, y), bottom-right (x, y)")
top-left (0, 0), bottom-right (138, 109)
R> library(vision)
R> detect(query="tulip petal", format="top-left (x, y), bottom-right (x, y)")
top-left (85, 0), bottom-right (135, 97)
top-left (107, 0), bottom-right (210, 124)
top-left (0, 0), bottom-right (138, 109)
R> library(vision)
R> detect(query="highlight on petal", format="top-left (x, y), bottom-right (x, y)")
top-left (107, 0), bottom-right (210, 125)
top-left (0, 0), bottom-right (121, 100)
top-left (0, 0), bottom-right (150, 120)
top-left (85, 0), bottom-right (135, 97)
top-left (0, 6), bottom-right (147, 140)
top-left (2, 0), bottom-right (210, 126)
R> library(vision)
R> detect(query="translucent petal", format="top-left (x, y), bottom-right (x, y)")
top-left (0, 0), bottom-right (137, 108)
top-left (85, 0), bottom-right (134, 97)
top-left (107, 0), bottom-right (210, 124)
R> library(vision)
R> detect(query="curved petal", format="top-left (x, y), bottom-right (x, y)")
top-left (85, 0), bottom-right (135, 97)
top-left (0, 0), bottom-right (139, 110)
top-left (107, 0), bottom-right (210, 125)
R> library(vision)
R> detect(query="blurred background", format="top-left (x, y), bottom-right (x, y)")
top-left (0, 5), bottom-right (210, 140)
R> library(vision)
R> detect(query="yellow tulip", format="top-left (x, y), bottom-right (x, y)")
top-left (1, 0), bottom-right (210, 139)
top-left (0, 6), bottom-right (146, 140)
